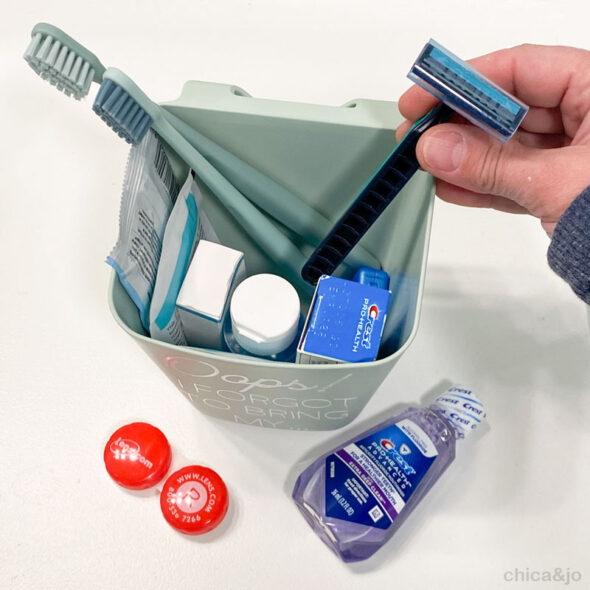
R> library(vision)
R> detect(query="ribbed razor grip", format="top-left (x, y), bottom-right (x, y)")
top-left (301, 103), bottom-right (452, 285)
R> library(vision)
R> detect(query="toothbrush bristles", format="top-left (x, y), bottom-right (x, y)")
top-left (92, 79), bottom-right (152, 145)
top-left (24, 32), bottom-right (94, 100)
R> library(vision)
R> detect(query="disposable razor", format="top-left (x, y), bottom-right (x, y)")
top-left (301, 39), bottom-right (529, 285)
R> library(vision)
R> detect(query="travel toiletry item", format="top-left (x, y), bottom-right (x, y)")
top-left (106, 130), bottom-right (178, 330)
top-left (149, 174), bottom-right (217, 345)
top-left (292, 385), bottom-right (485, 562)
top-left (297, 275), bottom-right (391, 364)
top-left (224, 274), bottom-right (302, 362)
top-left (351, 266), bottom-right (418, 355)
top-left (104, 422), bottom-right (229, 535)
top-left (160, 465), bottom-right (229, 535)
top-left (301, 104), bottom-right (451, 284)
top-left (351, 267), bottom-right (418, 355)
top-left (176, 240), bottom-right (246, 349)
top-left (301, 39), bottom-right (530, 284)
top-left (24, 22), bottom-right (379, 272)
top-left (104, 422), bottom-right (172, 490)
top-left (353, 266), bottom-right (390, 290)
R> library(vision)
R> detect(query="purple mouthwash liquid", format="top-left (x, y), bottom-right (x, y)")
top-left (292, 386), bottom-right (485, 562)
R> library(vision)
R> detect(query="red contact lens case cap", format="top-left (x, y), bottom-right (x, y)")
top-left (104, 422), bottom-right (172, 490)
top-left (160, 465), bottom-right (229, 535)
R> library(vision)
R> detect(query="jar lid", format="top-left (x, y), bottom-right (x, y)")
top-left (160, 465), bottom-right (229, 535)
top-left (104, 422), bottom-right (172, 490)
top-left (230, 274), bottom-right (300, 356)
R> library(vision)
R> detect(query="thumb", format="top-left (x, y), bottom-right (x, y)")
top-left (415, 123), bottom-right (590, 226)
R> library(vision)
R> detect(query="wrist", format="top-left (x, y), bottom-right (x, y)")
top-left (547, 185), bottom-right (590, 304)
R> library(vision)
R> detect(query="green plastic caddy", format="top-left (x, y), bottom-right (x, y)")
top-left (109, 80), bottom-right (434, 431)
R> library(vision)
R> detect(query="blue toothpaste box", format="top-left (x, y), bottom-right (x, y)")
top-left (297, 275), bottom-right (391, 364)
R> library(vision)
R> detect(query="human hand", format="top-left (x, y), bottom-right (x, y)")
top-left (396, 44), bottom-right (590, 236)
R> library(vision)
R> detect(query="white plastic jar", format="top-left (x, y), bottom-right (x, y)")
top-left (224, 274), bottom-right (302, 361)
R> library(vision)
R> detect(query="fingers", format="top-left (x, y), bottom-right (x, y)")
top-left (415, 123), bottom-right (532, 199)
top-left (396, 111), bottom-right (466, 143)
top-left (398, 85), bottom-right (439, 122)
top-left (396, 120), bottom-right (570, 147)
top-left (399, 44), bottom-right (590, 122)
top-left (415, 122), bottom-right (590, 224)
top-left (435, 180), bottom-right (529, 214)
top-left (463, 45), bottom-right (584, 107)
top-left (395, 119), bottom-right (412, 143)
top-left (520, 107), bottom-right (565, 135)
top-left (515, 130), bottom-right (570, 149)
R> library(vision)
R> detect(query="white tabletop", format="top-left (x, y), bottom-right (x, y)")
top-left (2, 2), bottom-right (590, 589)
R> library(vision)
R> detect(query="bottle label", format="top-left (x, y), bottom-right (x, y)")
top-left (430, 385), bottom-right (485, 438)
top-left (324, 419), bottom-right (438, 529)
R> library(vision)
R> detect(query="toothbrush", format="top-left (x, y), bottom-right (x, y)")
top-left (94, 67), bottom-right (313, 293)
top-left (301, 39), bottom-right (529, 285)
top-left (24, 22), bottom-right (380, 271)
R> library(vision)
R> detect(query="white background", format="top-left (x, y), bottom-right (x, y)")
top-left (1, 1), bottom-right (590, 589)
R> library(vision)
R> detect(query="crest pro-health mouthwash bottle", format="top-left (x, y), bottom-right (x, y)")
top-left (292, 385), bottom-right (485, 562)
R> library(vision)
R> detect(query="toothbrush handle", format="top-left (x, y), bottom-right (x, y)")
top-left (162, 110), bottom-right (381, 271)
top-left (152, 112), bottom-right (314, 294)
top-left (301, 103), bottom-right (453, 285)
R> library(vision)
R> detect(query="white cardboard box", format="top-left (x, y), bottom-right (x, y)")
top-left (176, 240), bottom-right (246, 349)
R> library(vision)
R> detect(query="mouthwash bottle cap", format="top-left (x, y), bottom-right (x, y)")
top-left (230, 274), bottom-right (301, 356)
top-left (430, 385), bottom-right (486, 438)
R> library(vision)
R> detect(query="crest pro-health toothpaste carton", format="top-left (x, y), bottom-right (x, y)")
top-left (297, 275), bottom-right (391, 364)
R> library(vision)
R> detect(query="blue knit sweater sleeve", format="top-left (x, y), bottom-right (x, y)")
top-left (547, 186), bottom-right (590, 304)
